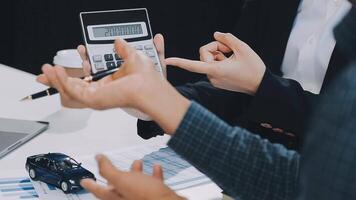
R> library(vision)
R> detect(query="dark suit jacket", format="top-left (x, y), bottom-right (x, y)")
top-left (300, 7), bottom-right (356, 199)
top-left (137, 0), bottom-right (348, 150)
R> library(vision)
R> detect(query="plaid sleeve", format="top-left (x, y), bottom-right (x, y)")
top-left (168, 101), bottom-right (300, 200)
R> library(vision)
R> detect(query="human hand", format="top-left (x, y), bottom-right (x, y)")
top-left (37, 37), bottom-right (190, 134)
top-left (80, 155), bottom-right (185, 200)
top-left (36, 37), bottom-right (161, 110)
top-left (166, 32), bottom-right (266, 95)
top-left (76, 33), bottom-right (167, 78)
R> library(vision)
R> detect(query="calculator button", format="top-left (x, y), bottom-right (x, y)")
top-left (104, 54), bottom-right (114, 61)
top-left (115, 54), bottom-right (121, 60)
top-left (94, 62), bottom-right (105, 70)
top-left (106, 62), bottom-right (117, 70)
top-left (93, 55), bottom-right (103, 63)
top-left (135, 45), bottom-right (144, 50)
top-left (144, 44), bottom-right (154, 50)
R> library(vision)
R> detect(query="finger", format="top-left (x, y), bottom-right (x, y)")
top-left (42, 64), bottom-right (66, 94)
top-left (154, 33), bottom-right (167, 77)
top-left (214, 32), bottom-right (249, 54)
top-left (131, 160), bottom-right (143, 172)
top-left (96, 155), bottom-right (126, 187)
top-left (53, 66), bottom-right (90, 105)
top-left (114, 38), bottom-right (136, 60)
top-left (95, 154), bottom-right (138, 195)
top-left (154, 34), bottom-right (165, 59)
top-left (36, 74), bottom-right (51, 86)
top-left (77, 44), bottom-right (92, 77)
top-left (81, 179), bottom-right (120, 200)
top-left (152, 164), bottom-right (164, 181)
top-left (77, 45), bottom-right (89, 62)
top-left (82, 60), bottom-right (92, 76)
top-left (200, 41), bottom-right (231, 62)
top-left (165, 58), bottom-right (215, 75)
top-left (213, 51), bottom-right (227, 61)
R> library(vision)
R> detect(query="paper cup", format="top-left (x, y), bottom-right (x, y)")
top-left (53, 49), bottom-right (85, 77)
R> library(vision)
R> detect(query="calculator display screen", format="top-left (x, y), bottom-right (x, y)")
top-left (93, 24), bottom-right (143, 38)
top-left (87, 22), bottom-right (148, 41)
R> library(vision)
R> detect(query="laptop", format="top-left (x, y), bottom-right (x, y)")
top-left (0, 118), bottom-right (49, 158)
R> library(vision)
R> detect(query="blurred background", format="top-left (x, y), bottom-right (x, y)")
top-left (0, 0), bottom-right (243, 85)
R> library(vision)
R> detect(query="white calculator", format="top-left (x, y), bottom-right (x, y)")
top-left (80, 8), bottom-right (163, 120)
top-left (80, 8), bottom-right (163, 75)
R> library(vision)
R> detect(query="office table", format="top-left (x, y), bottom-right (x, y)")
top-left (0, 64), bottom-right (222, 199)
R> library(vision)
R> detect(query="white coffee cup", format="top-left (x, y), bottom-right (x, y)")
top-left (53, 49), bottom-right (85, 78)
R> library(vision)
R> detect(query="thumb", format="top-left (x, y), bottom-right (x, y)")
top-left (96, 154), bottom-right (125, 184)
top-left (214, 32), bottom-right (249, 54)
top-left (154, 34), bottom-right (167, 77)
top-left (114, 38), bottom-right (136, 60)
top-left (154, 34), bottom-right (165, 59)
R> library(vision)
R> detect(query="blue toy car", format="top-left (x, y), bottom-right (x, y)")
top-left (25, 153), bottom-right (96, 193)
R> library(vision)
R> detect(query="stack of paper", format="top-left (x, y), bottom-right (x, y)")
top-left (0, 144), bottom-right (221, 200)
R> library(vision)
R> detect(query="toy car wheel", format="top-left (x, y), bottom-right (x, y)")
top-left (61, 181), bottom-right (70, 193)
top-left (29, 168), bottom-right (37, 180)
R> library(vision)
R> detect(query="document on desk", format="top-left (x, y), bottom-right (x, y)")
top-left (0, 145), bottom-right (219, 200)
top-left (0, 176), bottom-right (39, 199)
top-left (81, 144), bottom-right (214, 191)
top-left (31, 181), bottom-right (96, 200)
top-left (0, 170), bottom-right (97, 200)
top-left (33, 144), bottom-right (218, 200)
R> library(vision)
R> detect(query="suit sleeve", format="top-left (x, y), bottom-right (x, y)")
top-left (245, 69), bottom-right (316, 135)
top-left (168, 101), bottom-right (299, 200)
top-left (137, 80), bottom-right (252, 139)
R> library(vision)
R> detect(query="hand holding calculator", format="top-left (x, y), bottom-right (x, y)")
top-left (80, 8), bottom-right (164, 76)
top-left (80, 8), bottom-right (164, 120)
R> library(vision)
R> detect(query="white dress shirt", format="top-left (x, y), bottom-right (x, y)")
top-left (281, 0), bottom-right (351, 94)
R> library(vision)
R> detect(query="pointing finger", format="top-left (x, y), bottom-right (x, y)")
top-left (165, 57), bottom-right (215, 75)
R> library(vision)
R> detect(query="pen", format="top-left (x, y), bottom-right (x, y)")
top-left (20, 68), bottom-right (119, 101)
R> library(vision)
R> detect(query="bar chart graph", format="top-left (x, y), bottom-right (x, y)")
top-left (0, 177), bottom-right (39, 199)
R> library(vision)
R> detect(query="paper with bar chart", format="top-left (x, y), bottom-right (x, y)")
top-left (0, 171), bottom-right (97, 200)
top-left (0, 177), bottom-right (38, 199)
top-left (0, 172), bottom-right (39, 200)
top-left (81, 144), bottom-right (214, 191)
top-left (31, 181), bottom-right (97, 200)
top-left (0, 144), bottom-right (220, 200)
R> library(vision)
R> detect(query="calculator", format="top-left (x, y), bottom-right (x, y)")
top-left (80, 8), bottom-right (164, 75)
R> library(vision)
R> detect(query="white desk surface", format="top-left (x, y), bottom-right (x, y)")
top-left (0, 64), bottom-right (222, 200)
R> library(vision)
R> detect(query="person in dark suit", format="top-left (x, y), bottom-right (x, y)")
top-left (298, 8), bottom-right (356, 199)
top-left (138, 0), bottom-right (352, 151)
